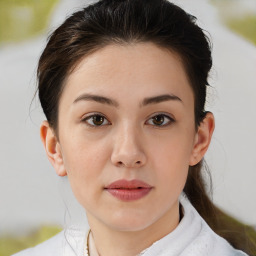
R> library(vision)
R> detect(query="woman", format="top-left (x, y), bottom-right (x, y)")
top-left (13, 0), bottom-right (249, 255)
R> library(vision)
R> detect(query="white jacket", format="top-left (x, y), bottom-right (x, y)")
top-left (12, 197), bottom-right (248, 256)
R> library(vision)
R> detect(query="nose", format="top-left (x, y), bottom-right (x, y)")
top-left (111, 126), bottom-right (146, 168)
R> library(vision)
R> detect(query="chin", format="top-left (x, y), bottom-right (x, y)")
top-left (105, 211), bottom-right (157, 232)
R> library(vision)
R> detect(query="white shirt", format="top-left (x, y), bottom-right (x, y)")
top-left (12, 197), bottom-right (248, 256)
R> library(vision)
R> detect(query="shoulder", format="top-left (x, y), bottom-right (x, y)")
top-left (180, 196), bottom-right (248, 256)
top-left (12, 228), bottom-right (87, 256)
top-left (11, 231), bottom-right (64, 256)
top-left (141, 196), bottom-right (248, 256)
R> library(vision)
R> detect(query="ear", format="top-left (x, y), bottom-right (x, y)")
top-left (189, 112), bottom-right (215, 166)
top-left (40, 121), bottom-right (67, 176)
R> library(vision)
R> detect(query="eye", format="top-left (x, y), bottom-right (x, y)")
top-left (146, 114), bottom-right (174, 127)
top-left (82, 114), bottom-right (110, 127)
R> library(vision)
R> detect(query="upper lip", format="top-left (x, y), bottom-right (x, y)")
top-left (105, 179), bottom-right (152, 189)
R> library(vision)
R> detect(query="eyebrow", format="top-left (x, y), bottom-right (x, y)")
top-left (73, 93), bottom-right (119, 107)
top-left (73, 93), bottom-right (182, 107)
top-left (141, 94), bottom-right (182, 107)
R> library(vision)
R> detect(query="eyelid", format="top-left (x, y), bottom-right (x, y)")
top-left (81, 112), bottom-right (111, 127)
top-left (80, 112), bottom-right (175, 127)
top-left (145, 112), bottom-right (175, 127)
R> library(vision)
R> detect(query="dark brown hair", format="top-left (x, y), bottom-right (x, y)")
top-left (37, 0), bottom-right (254, 253)
top-left (38, 0), bottom-right (211, 132)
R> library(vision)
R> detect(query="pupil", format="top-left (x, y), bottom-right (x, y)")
top-left (93, 115), bottom-right (104, 125)
top-left (153, 115), bottom-right (164, 125)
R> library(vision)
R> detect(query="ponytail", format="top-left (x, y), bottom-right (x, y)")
top-left (184, 161), bottom-right (256, 255)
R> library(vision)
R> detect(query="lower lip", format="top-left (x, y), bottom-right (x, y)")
top-left (105, 188), bottom-right (152, 201)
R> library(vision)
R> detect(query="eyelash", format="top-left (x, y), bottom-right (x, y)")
top-left (146, 113), bottom-right (174, 127)
top-left (82, 113), bottom-right (111, 127)
top-left (82, 113), bottom-right (174, 127)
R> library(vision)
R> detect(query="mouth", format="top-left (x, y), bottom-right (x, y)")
top-left (104, 179), bottom-right (153, 201)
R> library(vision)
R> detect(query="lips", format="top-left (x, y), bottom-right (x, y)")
top-left (105, 179), bottom-right (153, 201)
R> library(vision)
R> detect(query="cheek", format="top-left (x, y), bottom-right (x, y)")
top-left (152, 148), bottom-right (189, 208)
top-left (60, 135), bottom-right (110, 201)
top-left (149, 127), bottom-right (195, 189)
top-left (150, 126), bottom-right (195, 165)
top-left (155, 150), bottom-right (189, 192)
top-left (62, 132), bottom-right (109, 173)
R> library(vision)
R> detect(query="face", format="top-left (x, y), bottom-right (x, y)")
top-left (41, 43), bottom-right (213, 232)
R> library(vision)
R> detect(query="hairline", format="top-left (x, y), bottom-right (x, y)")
top-left (53, 41), bottom-right (198, 137)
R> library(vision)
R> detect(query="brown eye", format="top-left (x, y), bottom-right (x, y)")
top-left (152, 115), bottom-right (165, 126)
top-left (83, 114), bottom-right (110, 126)
top-left (92, 115), bottom-right (105, 125)
top-left (146, 114), bottom-right (174, 127)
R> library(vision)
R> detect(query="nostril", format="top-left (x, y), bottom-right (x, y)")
top-left (114, 158), bottom-right (144, 168)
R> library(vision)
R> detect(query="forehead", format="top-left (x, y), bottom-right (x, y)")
top-left (61, 43), bottom-right (193, 106)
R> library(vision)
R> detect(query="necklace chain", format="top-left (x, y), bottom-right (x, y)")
top-left (86, 229), bottom-right (91, 256)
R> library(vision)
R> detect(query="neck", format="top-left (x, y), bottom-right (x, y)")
top-left (86, 201), bottom-right (180, 256)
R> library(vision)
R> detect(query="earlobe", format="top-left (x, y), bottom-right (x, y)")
top-left (189, 112), bottom-right (215, 166)
top-left (40, 121), bottom-right (67, 177)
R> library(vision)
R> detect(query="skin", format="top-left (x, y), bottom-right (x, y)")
top-left (40, 43), bottom-right (214, 256)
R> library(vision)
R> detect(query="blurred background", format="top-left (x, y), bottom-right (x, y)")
top-left (0, 0), bottom-right (255, 255)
